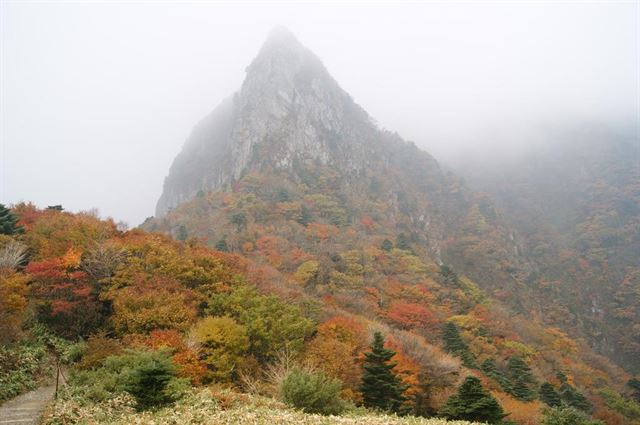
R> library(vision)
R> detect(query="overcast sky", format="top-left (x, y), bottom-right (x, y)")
top-left (1, 1), bottom-right (637, 226)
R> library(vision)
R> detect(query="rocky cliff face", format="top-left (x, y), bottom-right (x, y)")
top-left (157, 27), bottom-right (390, 216)
top-left (155, 26), bottom-right (526, 298)
top-left (158, 26), bottom-right (532, 290)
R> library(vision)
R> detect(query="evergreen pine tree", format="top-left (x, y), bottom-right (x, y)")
top-left (124, 354), bottom-right (178, 410)
top-left (481, 358), bottom-right (513, 393)
top-left (396, 233), bottom-right (410, 251)
top-left (359, 331), bottom-right (408, 414)
top-left (176, 225), bottom-right (188, 241)
top-left (628, 378), bottom-right (640, 403)
top-left (442, 322), bottom-right (477, 368)
top-left (439, 265), bottom-right (460, 286)
top-left (297, 205), bottom-right (312, 226)
top-left (506, 356), bottom-right (536, 401)
top-left (276, 188), bottom-right (291, 202)
top-left (0, 204), bottom-right (24, 235)
top-left (438, 376), bottom-right (506, 423)
top-left (215, 238), bottom-right (229, 252)
top-left (539, 382), bottom-right (562, 407)
top-left (560, 382), bottom-right (593, 413)
top-left (556, 371), bottom-right (568, 384)
top-left (381, 239), bottom-right (393, 252)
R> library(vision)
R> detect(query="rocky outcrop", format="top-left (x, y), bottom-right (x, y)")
top-left (157, 27), bottom-right (383, 216)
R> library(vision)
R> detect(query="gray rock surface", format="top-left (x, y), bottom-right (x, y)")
top-left (156, 27), bottom-right (403, 216)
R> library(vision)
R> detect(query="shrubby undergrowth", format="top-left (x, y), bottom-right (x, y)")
top-left (42, 387), bottom-right (481, 425)
top-left (69, 350), bottom-right (189, 409)
top-left (0, 324), bottom-right (73, 402)
top-left (281, 368), bottom-right (346, 415)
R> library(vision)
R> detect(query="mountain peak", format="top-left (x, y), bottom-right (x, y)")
top-left (244, 26), bottom-right (326, 86)
top-left (156, 28), bottom-right (377, 216)
top-left (263, 26), bottom-right (300, 48)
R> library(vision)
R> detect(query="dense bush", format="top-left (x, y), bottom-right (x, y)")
top-left (124, 352), bottom-right (185, 410)
top-left (0, 325), bottom-right (74, 402)
top-left (191, 315), bottom-right (249, 381)
top-left (600, 388), bottom-right (640, 420)
top-left (0, 340), bottom-right (47, 401)
top-left (281, 368), bottom-right (345, 415)
top-left (206, 285), bottom-right (315, 362)
top-left (541, 405), bottom-right (604, 425)
top-left (70, 350), bottom-right (188, 409)
top-left (78, 332), bottom-right (123, 370)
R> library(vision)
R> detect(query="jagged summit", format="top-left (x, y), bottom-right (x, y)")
top-left (243, 26), bottom-right (330, 99)
top-left (156, 28), bottom-right (444, 219)
top-left (260, 26), bottom-right (304, 52)
top-left (156, 28), bottom-right (382, 216)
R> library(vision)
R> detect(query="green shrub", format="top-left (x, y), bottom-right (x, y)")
top-left (600, 388), bottom-right (640, 420)
top-left (124, 353), bottom-right (184, 410)
top-left (63, 340), bottom-right (88, 364)
top-left (0, 341), bottom-right (47, 401)
top-left (69, 349), bottom-right (188, 409)
top-left (541, 405), bottom-right (604, 425)
top-left (0, 324), bottom-right (73, 401)
top-left (281, 368), bottom-right (345, 415)
top-left (206, 285), bottom-right (315, 362)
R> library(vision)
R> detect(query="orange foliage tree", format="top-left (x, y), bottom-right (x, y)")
top-left (0, 270), bottom-right (29, 343)
top-left (304, 315), bottom-right (367, 400)
top-left (109, 276), bottom-right (198, 334)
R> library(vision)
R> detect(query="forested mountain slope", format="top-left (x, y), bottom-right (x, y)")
top-left (457, 125), bottom-right (639, 372)
top-left (137, 28), bottom-right (640, 423)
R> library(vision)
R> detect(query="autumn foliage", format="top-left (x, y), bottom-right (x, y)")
top-left (1, 202), bottom-right (633, 424)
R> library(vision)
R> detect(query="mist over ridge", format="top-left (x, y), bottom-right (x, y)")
top-left (2, 2), bottom-right (637, 226)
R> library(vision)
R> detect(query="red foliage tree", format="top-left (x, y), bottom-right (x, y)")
top-left (26, 251), bottom-right (104, 338)
top-left (386, 301), bottom-right (439, 330)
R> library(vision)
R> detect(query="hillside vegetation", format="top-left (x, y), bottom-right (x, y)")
top-left (2, 29), bottom-right (638, 425)
top-left (0, 204), bottom-right (637, 424)
top-left (43, 387), bottom-right (480, 425)
top-left (461, 128), bottom-right (640, 371)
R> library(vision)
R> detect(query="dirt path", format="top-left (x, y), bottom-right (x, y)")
top-left (0, 386), bottom-right (55, 425)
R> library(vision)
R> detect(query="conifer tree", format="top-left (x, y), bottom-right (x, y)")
top-left (439, 265), bottom-right (460, 286)
top-left (359, 331), bottom-right (408, 414)
top-left (176, 225), bottom-right (188, 241)
top-left (396, 233), bottom-right (410, 251)
top-left (0, 204), bottom-right (23, 235)
top-left (381, 239), bottom-right (393, 252)
top-left (628, 378), bottom-right (640, 403)
top-left (215, 238), bottom-right (229, 252)
top-left (539, 382), bottom-right (562, 407)
top-left (438, 375), bottom-right (506, 423)
top-left (481, 358), bottom-right (513, 393)
top-left (560, 382), bottom-right (593, 413)
top-left (124, 352), bottom-right (179, 410)
top-left (506, 356), bottom-right (536, 401)
top-left (297, 205), bottom-right (312, 226)
top-left (442, 322), bottom-right (477, 368)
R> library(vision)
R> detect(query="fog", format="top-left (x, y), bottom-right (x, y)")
top-left (1, 2), bottom-right (637, 226)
